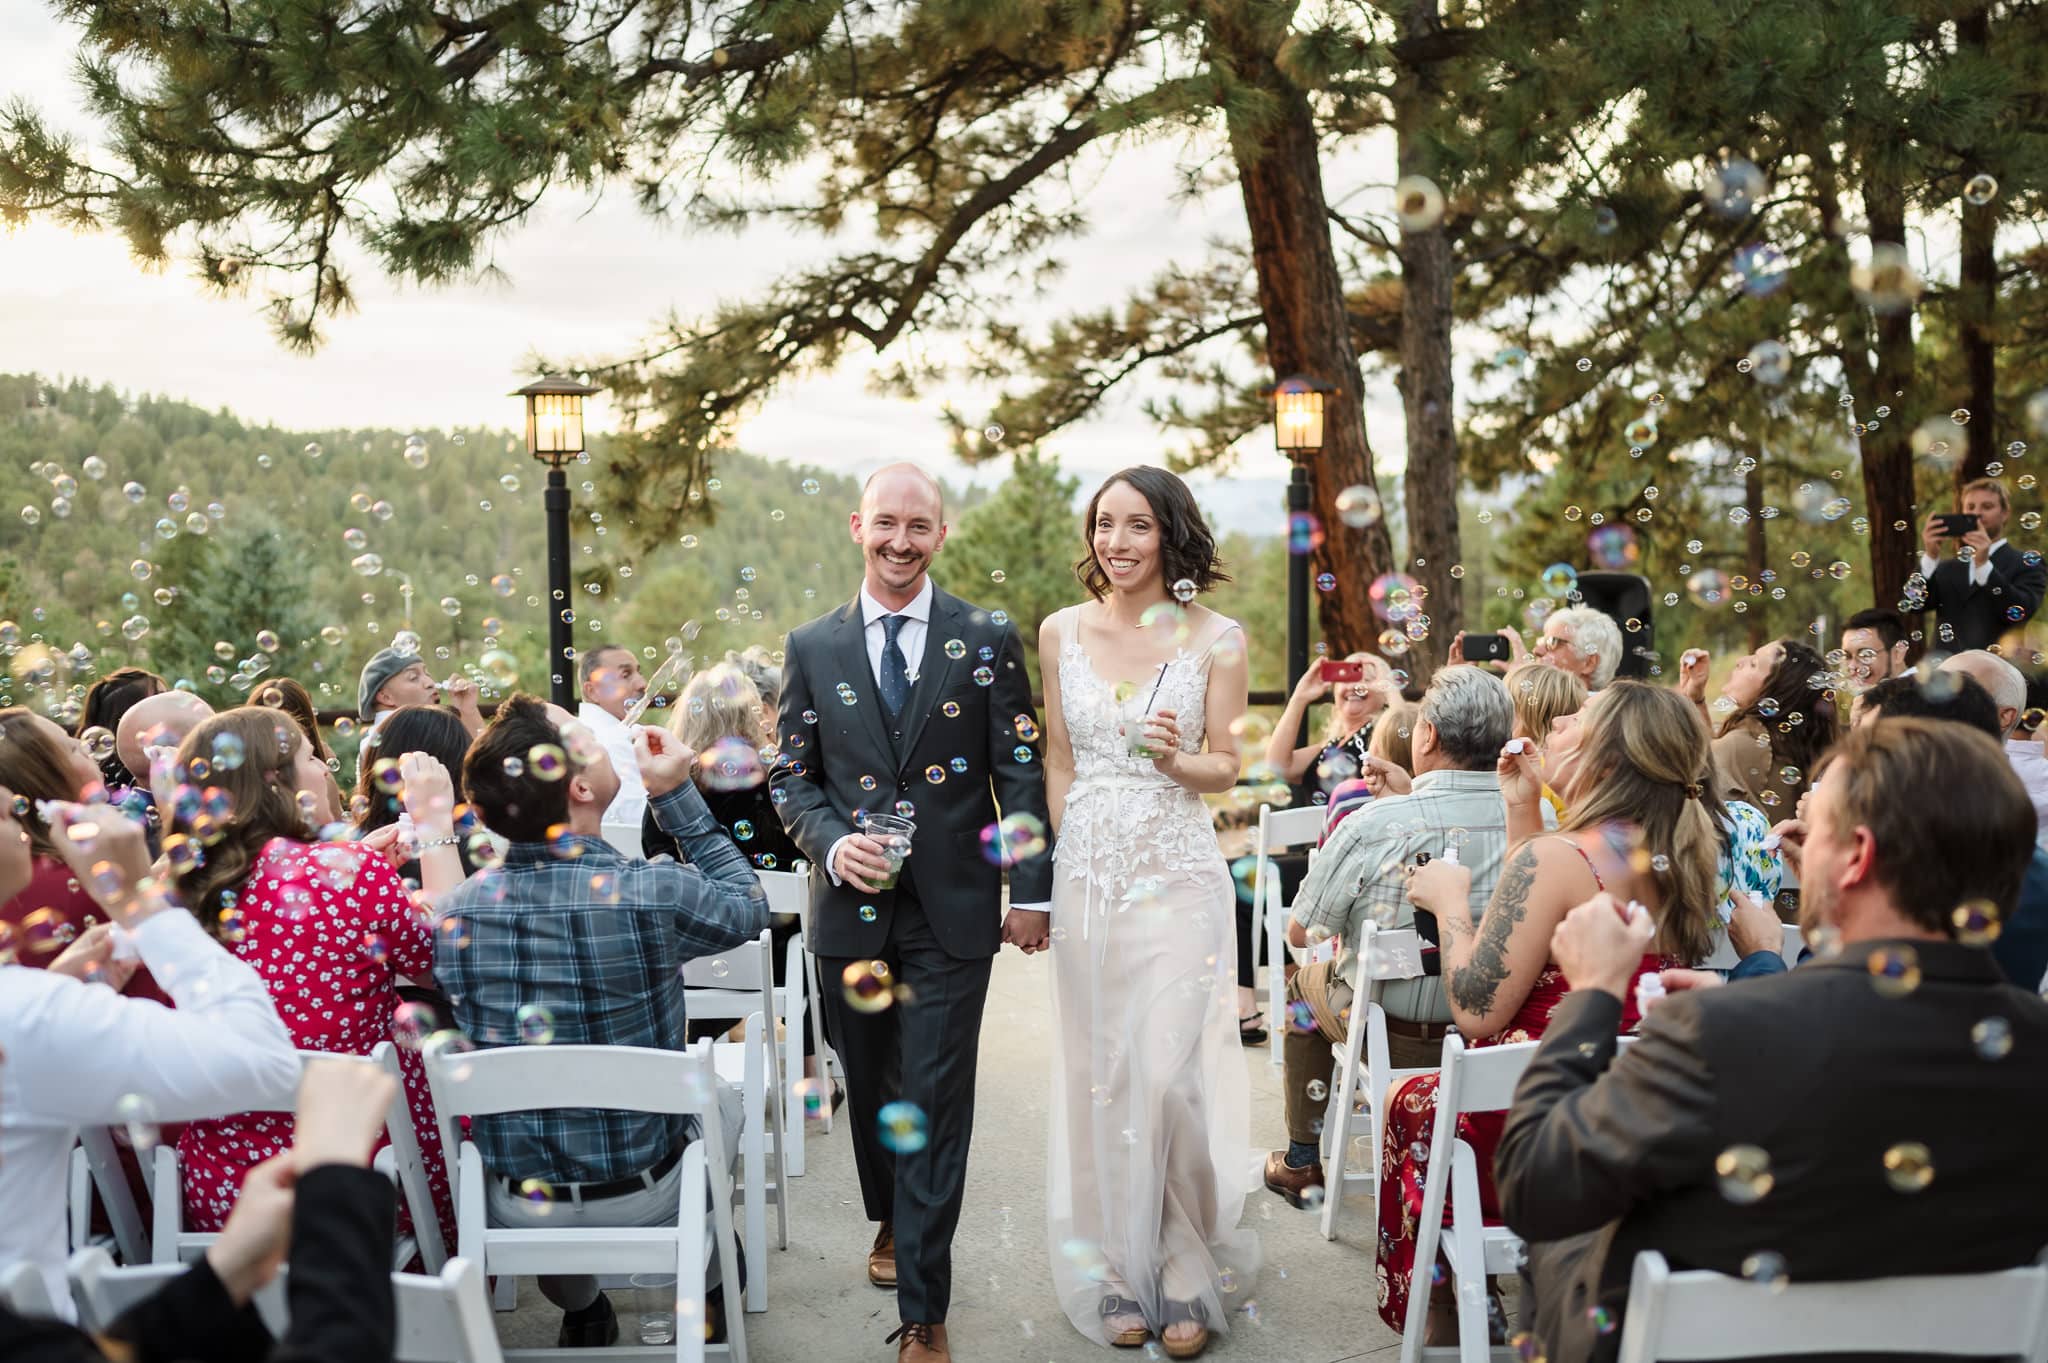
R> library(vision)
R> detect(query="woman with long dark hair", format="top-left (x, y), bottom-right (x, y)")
top-left (1041, 466), bottom-right (1256, 1358)
top-left (77, 668), bottom-right (166, 791)
top-left (1683, 638), bottom-right (1840, 813)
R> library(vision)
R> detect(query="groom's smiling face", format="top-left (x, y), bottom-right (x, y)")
top-left (852, 466), bottom-right (948, 600)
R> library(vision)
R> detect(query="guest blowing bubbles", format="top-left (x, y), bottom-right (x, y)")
top-left (1680, 638), bottom-right (1840, 814)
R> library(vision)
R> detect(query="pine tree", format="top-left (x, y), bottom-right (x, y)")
top-left (150, 527), bottom-right (333, 705)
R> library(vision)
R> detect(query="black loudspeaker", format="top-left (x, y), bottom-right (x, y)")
top-left (1574, 572), bottom-right (1655, 679)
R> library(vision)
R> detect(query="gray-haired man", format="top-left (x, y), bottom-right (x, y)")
top-left (1265, 665), bottom-right (1520, 1206)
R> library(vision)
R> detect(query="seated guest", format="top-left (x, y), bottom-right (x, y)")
top-left (1386, 682), bottom-right (1723, 1342)
top-left (115, 690), bottom-right (215, 788)
top-left (1265, 653), bottom-right (1395, 793)
top-left (1822, 671), bottom-right (2048, 989)
top-left (1840, 606), bottom-right (1910, 692)
top-left (648, 663), bottom-right (803, 875)
top-left (576, 643), bottom-right (651, 855)
top-left (165, 708), bottom-right (456, 1254)
top-left (1, 1058), bottom-right (401, 1355)
top-left (437, 695), bottom-right (768, 1346)
top-left (1504, 662), bottom-right (1584, 748)
top-left (0, 798), bottom-right (300, 1310)
top-left (1321, 700), bottom-right (1419, 840)
top-left (727, 645), bottom-right (784, 732)
top-left (1499, 718), bottom-right (2048, 1363)
top-left (256, 677), bottom-right (345, 825)
top-left (0, 707), bottom-right (167, 1002)
top-left (76, 667), bottom-right (165, 792)
top-left (1938, 650), bottom-right (2048, 846)
top-left (351, 703), bottom-right (480, 889)
top-left (1533, 606), bottom-right (1624, 693)
top-left (359, 646), bottom-right (483, 737)
top-left (1266, 666), bottom-right (1516, 1208)
top-left (1683, 637), bottom-right (1839, 814)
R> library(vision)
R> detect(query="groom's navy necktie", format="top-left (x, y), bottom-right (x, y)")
top-left (879, 614), bottom-right (912, 719)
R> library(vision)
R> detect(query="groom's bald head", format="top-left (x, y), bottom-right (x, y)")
top-left (860, 463), bottom-right (946, 521)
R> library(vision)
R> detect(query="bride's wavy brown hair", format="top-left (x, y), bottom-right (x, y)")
top-left (1074, 466), bottom-right (1231, 601)
top-left (170, 707), bottom-right (315, 930)
top-left (1558, 682), bottom-right (1724, 966)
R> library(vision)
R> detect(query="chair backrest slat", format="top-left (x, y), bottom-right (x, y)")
top-left (425, 1043), bottom-right (718, 1120)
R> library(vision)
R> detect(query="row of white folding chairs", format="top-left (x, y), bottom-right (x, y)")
top-left (425, 1040), bottom-right (748, 1362)
top-left (1251, 803), bottom-right (1328, 1069)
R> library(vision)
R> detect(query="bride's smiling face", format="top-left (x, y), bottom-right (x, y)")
top-left (1091, 480), bottom-right (1163, 596)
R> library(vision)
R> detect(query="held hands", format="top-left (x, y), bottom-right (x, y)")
top-left (1003, 907), bottom-right (1051, 954)
top-left (633, 727), bottom-right (698, 798)
top-left (1403, 857), bottom-right (1471, 918)
top-left (1551, 892), bottom-right (1656, 998)
top-left (833, 833), bottom-right (894, 895)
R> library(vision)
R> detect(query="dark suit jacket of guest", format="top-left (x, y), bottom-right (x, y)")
top-left (770, 585), bottom-right (1055, 961)
top-left (1497, 940), bottom-right (2048, 1363)
top-left (1922, 542), bottom-right (2048, 653)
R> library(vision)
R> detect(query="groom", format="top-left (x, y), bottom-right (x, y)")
top-left (772, 463), bottom-right (1055, 1363)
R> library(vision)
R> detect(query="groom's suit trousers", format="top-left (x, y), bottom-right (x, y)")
top-left (815, 874), bottom-right (993, 1324)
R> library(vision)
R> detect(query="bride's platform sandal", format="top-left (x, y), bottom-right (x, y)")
top-left (1160, 1300), bottom-right (1210, 1359)
top-left (1099, 1294), bottom-right (1150, 1348)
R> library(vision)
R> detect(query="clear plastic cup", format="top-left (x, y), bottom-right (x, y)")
top-left (862, 813), bottom-right (916, 889)
top-left (1122, 698), bottom-right (1163, 759)
top-left (630, 1273), bottom-right (677, 1345)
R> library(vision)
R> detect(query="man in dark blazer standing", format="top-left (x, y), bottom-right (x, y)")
top-left (772, 463), bottom-right (1054, 1363)
top-left (1918, 476), bottom-right (2046, 653)
top-left (1496, 717), bottom-right (2048, 1363)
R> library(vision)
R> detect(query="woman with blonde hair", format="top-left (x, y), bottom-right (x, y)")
top-left (1379, 682), bottom-right (1724, 1341)
top-left (1503, 662), bottom-right (1585, 748)
top-left (1264, 652), bottom-right (1396, 792)
top-left (644, 661), bottom-right (801, 873)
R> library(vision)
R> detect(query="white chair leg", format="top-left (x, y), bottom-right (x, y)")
top-left (741, 1024), bottom-right (768, 1312)
top-left (491, 1272), bottom-right (518, 1312)
top-left (1320, 1063), bottom-right (1352, 1241)
top-left (1265, 884), bottom-right (1286, 1069)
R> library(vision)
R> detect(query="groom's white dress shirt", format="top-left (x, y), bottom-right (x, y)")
top-left (824, 578), bottom-right (1050, 915)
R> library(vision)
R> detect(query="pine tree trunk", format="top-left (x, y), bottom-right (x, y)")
top-left (1393, 0), bottom-right (1462, 685)
top-left (1956, 4), bottom-right (1998, 490)
top-left (1215, 1), bottom-right (1395, 663)
top-left (1856, 182), bottom-right (1920, 615)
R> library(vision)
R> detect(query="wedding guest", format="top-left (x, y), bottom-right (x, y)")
top-left (437, 695), bottom-right (765, 1347)
top-left (1683, 638), bottom-right (1839, 814)
top-left (1533, 606), bottom-right (1623, 692)
top-left (359, 648), bottom-right (484, 737)
top-left (1264, 653), bottom-right (1395, 792)
top-left (1503, 662), bottom-right (1584, 748)
top-left (0, 797), bottom-right (300, 1311)
top-left (115, 691), bottom-right (215, 785)
top-left (350, 704), bottom-right (479, 889)
top-left (1318, 703), bottom-right (1421, 848)
top-left (76, 667), bottom-right (165, 791)
top-left (727, 645), bottom-right (784, 731)
top-left (1918, 476), bottom-right (2045, 652)
top-left (1386, 682), bottom-right (1722, 1343)
top-left (1840, 607), bottom-right (1910, 692)
top-left (1499, 717), bottom-right (2048, 1363)
top-left (647, 663), bottom-right (801, 874)
top-left (1, 1059), bottom-right (402, 1357)
top-left (577, 643), bottom-right (650, 855)
top-left (0, 708), bottom-right (168, 1002)
top-left (165, 708), bottom-right (456, 1255)
top-left (256, 678), bottom-right (344, 826)
top-left (1265, 666), bottom-right (1517, 1209)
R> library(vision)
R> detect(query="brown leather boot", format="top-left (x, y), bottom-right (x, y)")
top-left (1262, 1149), bottom-right (1326, 1209)
top-left (886, 1321), bottom-right (951, 1362)
top-left (867, 1222), bottom-right (897, 1288)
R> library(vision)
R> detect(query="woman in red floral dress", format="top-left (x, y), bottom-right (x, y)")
top-left (166, 707), bottom-right (456, 1253)
top-left (1376, 683), bottom-right (1730, 1340)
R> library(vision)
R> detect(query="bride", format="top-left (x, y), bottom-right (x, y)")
top-left (1038, 466), bottom-right (1259, 1359)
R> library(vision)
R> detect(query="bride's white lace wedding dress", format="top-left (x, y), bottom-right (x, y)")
top-left (1044, 604), bottom-right (1260, 1346)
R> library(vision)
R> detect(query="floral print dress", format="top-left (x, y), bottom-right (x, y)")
top-left (176, 838), bottom-right (455, 1253)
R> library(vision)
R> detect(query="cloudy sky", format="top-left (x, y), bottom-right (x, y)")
top-left (1, 7), bottom-right (1410, 527)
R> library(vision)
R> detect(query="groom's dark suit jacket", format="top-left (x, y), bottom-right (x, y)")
top-left (771, 585), bottom-right (1055, 960)
top-left (1922, 542), bottom-right (2047, 652)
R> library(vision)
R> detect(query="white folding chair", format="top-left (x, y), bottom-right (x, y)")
top-left (1397, 1034), bottom-right (1541, 1363)
top-left (743, 870), bottom-right (816, 1169)
top-left (68, 1125), bottom-right (151, 1263)
top-left (1615, 1247), bottom-right (2048, 1363)
top-left (771, 865), bottom-right (843, 1135)
top-left (424, 1041), bottom-right (747, 1363)
top-left (151, 1045), bottom-right (445, 1275)
top-left (2, 1260), bottom-right (58, 1318)
top-left (1318, 923), bottom-right (1429, 1240)
top-left (1251, 803), bottom-right (1329, 1067)
top-left (68, 1247), bottom-right (505, 1362)
top-left (683, 929), bottom-right (790, 1305)
top-left (1780, 922), bottom-right (1804, 962)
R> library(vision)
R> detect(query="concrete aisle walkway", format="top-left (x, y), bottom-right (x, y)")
top-left (502, 945), bottom-right (1410, 1362)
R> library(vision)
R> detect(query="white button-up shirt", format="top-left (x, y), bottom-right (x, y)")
top-left (0, 909), bottom-right (302, 1313)
top-left (577, 702), bottom-right (647, 856)
top-left (2007, 737), bottom-right (2048, 852)
top-left (1922, 537), bottom-right (2009, 589)
top-left (860, 577), bottom-right (934, 685)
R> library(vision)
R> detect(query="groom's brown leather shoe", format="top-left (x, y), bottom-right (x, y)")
top-left (886, 1321), bottom-right (950, 1362)
top-left (867, 1222), bottom-right (897, 1288)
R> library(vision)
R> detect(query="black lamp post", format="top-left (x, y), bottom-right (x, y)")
top-left (513, 375), bottom-right (602, 707)
top-left (1265, 374), bottom-right (1333, 746)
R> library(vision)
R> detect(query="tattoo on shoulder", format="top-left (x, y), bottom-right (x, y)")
top-left (1449, 842), bottom-right (1538, 1018)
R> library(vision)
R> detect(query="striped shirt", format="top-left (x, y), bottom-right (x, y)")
top-left (434, 784), bottom-right (768, 1184)
top-left (1291, 768), bottom-right (1517, 1023)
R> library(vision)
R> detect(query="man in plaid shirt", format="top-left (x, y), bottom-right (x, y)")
top-left (1264, 666), bottom-right (1520, 1208)
top-left (437, 694), bottom-right (767, 1346)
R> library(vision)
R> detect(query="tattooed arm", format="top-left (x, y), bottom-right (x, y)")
top-left (1437, 837), bottom-right (1596, 1039)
